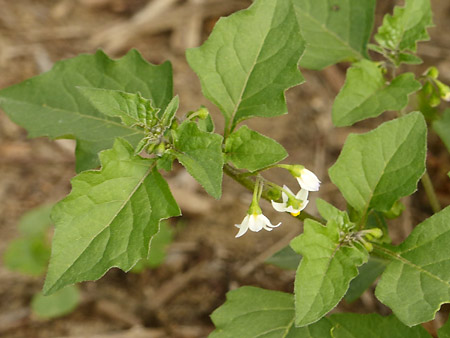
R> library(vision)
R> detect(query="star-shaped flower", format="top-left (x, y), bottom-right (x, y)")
top-left (271, 185), bottom-right (309, 216)
top-left (235, 211), bottom-right (281, 238)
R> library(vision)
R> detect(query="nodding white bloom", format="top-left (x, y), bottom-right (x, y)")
top-left (294, 167), bottom-right (321, 192)
top-left (271, 185), bottom-right (309, 216)
top-left (235, 211), bottom-right (281, 238)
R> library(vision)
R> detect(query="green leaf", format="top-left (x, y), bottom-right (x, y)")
top-left (398, 52), bottom-right (423, 65)
top-left (375, 206), bottom-right (450, 326)
top-left (3, 237), bottom-right (51, 276)
top-left (77, 87), bottom-right (159, 127)
top-left (210, 286), bottom-right (333, 338)
top-left (17, 204), bottom-right (53, 237)
top-left (159, 95), bottom-right (179, 128)
top-left (291, 219), bottom-right (368, 327)
top-left (173, 122), bottom-right (223, 199)
top-left (265, 245), bottom-right (302, 270)
top-left (433, 109), bottom-right (450, 153)
top-left (131, 221), bottom-right (173, 272)
top-left (332, 60), bottom-right (421, 127)
top-left (225, 125), bottom-right (287, 172)
top-left (375, 0), bottom-right (433, 52)
top-left (316, 198), bottom-right (342, 221)
top-left (3, 204), bottom-right (54, 276)
top-left (43, 138), bottom-right (180, 295)
top-left (329, 313), bottom-right (431, 338)
top-left (32, 286), bottom-right (80, 319)
top-left (186, 0), bottom-right (304, 128)
top-left (438, 317), bottom-right (450, 338)
top-left (0, 50), bottom-right (173, 172)
top-left (293, 0), bottom-right (376, 70)
top-left (329, 112), bottom-right (427, 218)
top-left (344, 256), bottom-right (388, 303)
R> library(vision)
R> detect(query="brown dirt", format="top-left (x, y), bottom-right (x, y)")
top-left (0, 0), bottom-right (449, 337)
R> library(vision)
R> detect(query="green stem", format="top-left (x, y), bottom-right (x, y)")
top-left (223, 164), bottom-right (321, 222)
top-left (421, 171), bottom-right (441, 213)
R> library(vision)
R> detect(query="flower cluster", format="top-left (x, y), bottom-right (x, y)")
top-left (235, 166), bottom-right (320, 237)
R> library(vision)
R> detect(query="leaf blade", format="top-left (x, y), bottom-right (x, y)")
top-left (186, 0), bottom-right (304, 127)
top-left (43, 138), bottom-right (180, 294)
top-left (375, 206), bottom-right (450, 326)
top-left (294, 0), bottom-right (376, 70)
top-left (330, 313), bottom-right (431, 338)
top-left (0, 50), bottom-right (173, 171)
top-left (225, 125), bottom-right (287, 172)
top-left (174, 122), bottom-right (224, 199)
top-left (332, 60), bottom-right (421, 127)
top-left (210, 286), bottom-right (333, 338)
top-left (329, 112), bottom-right (427, 217)
top-left (375, 0), bottom-right (433, 52)
top-left (291, 219), bottom-right (368, 327)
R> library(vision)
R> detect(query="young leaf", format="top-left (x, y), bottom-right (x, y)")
top-left (398, 52), bottom-right (423, 65)
top-left (375, 0), bottom-right (433, 52)
top-left (159, 95), bottom-right (179, 128)
top-left (173, 122), bottom-right (223, 199)
top-left (291, 219), bottom-right (368, 327)
top-left (18, 204), bottom-right (53, 237)
top-left (293, 0), bottom-right (376, 70)
top-left (265, 245), bottom-right (302, 270)
top-left (0, 50), bottom-right (172, 172)
top-left (433, 109), bottom-right (450, 153)
top-left (43, 139), bottom-right (180, 295)
top-left (3, 237), bottom-right (51, 276)
top-left (316, 198), bottom-right (342, 221)
top-left (225, 125), bottom-right (287, 172)
top-left (329, 313), bottom-right (431, 338)
top-left (329, 112), bottom-right (427, 218)
top-left (210, 286), bottom-right (333, 338)
top-left (344, 256), bottom-right (388, 303)
top-left (32, 286), bottom-right (80, 319)
top-left (77, 87), bottom-right (159, 127)
top-left (3, 204), bottom-right (53, 276)
top-left (375, 206), bottom-right (450, 326)
top-left (186, 0), bottom-right (304, 128)
top-left (332, 60), bottom-right (421, 127)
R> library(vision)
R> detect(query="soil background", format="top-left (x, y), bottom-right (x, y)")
top-left (0, 0), bottom-right (449, 337)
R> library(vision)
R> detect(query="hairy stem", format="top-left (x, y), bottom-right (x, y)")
top-left (223, 164), bottom-right (320, 222)
top-left (421, 171), bottom-right (441, 213)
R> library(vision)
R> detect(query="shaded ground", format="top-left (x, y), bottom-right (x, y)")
top-left (0, 0), bottom-right (449, 337)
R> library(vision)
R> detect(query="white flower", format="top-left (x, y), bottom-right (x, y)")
top-left (295, 168), bottom-right (320, 191)
top-left (271, 185), bottom-right (309, 216)
top-left (235, 212), bottom-right (281, 238)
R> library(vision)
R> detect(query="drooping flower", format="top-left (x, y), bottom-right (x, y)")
top-left (294, 167), bottom-right (321, 191)
top-left (235, 209), bottom-right (281, 238)
top-left (271, 185), bottom-right (309, 216)
top-left (277, 164), bottom-right (321, 191)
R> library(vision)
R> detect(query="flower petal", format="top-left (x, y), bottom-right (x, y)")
top-left (235, 224), bottom-right (249, 237)
top-left (271, 200), bottom-right (287, 212)
top-left (235, 215), bottom-right (250, 237)
top-left (297, 168), bottom-right (321, 191)
top-left (296, 188), bottom-right (309, 201)
top-left (249, 214), bottom-right (263, 232)
top-left (261, 214), bottom-right (281, 228)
